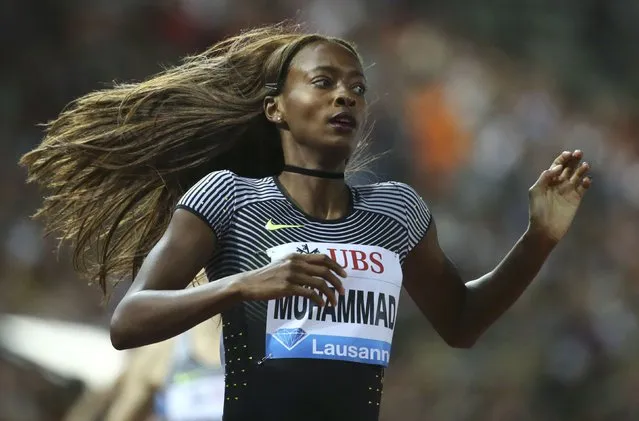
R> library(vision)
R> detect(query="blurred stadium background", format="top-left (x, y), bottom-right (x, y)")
top-left (2, 0), bottom-right (639, 420)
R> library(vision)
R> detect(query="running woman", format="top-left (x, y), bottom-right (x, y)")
top-left (21, 24), bottom-right (591, 421)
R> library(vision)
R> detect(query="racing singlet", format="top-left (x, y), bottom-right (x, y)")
top-left (176, 171), bottom-right (432, 421)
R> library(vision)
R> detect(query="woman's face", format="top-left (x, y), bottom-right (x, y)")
top-left (273, 41), bottom-right (368, 160)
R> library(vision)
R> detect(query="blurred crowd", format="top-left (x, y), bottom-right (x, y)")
top-left (1, 0), bottom-right (638, 420)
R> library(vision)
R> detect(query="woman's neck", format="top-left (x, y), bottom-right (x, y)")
top-left (277, 171), bottom-right (350, 221)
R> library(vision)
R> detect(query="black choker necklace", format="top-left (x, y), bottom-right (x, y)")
top-left (281, 165), bottom-right (345, 179)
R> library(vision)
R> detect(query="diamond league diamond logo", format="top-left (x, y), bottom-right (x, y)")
top-left (272, 328), bottom-right (308, 351)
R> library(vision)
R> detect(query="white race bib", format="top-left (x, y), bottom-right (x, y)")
top-left (265, 243), bottom-right (402, 367)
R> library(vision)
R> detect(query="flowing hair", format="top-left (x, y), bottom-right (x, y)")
top-left (20, 23), bottom-right (373, 295)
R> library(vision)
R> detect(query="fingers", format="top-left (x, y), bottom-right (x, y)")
top-left (287, 253), bottom-right (348, 306)
top-left (535, 165), bottom-right (563, 188)
top-left (576, 174), bottom-right (592, 196)
top-left (293, 274), bottom-right (338, 307)
top-left (557, 150), bottom-right (583, 182)
top-left (537, 149), bottom-right (592, 196)
top-left (550, 150), bottom-right (578, 169)
top-left (302, 254), bottom-right (348, 278)
top-left (298, 259), bottom-right (345, 294)
top-left (559, 151), bottom-right (591, 195)
top-left (535, 149), bottom-right (593, 192)
top-left (289, 285), bottom-right (325, 307)
top-left (570, 161), bottom-right (589, 185)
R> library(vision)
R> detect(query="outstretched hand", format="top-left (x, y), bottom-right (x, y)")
top-left (528, 150), bottom-right (592, 243)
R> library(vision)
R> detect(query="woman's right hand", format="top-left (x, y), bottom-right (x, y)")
top-left (237, 254), bottom-right (347, 307)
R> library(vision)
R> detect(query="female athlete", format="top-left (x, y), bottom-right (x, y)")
top-left (21, 24), bottom-right (591, 421)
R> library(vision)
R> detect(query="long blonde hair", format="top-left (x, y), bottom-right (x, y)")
top-left (20, 23), bottom-right (371, 294)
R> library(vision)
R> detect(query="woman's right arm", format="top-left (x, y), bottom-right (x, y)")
top-left (110, 209), bottom-right (346, 350)
top-left (110, 209), bottom-right (243, 350)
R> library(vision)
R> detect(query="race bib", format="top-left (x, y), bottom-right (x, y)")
top-left (265, 242), bottom-right (402, 367)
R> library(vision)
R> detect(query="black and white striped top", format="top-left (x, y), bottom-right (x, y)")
top-left (177, 170), bottom-right (432, 421)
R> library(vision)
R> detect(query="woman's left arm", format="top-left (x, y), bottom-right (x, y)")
top-left (403, 150), bottom-right (591, 348)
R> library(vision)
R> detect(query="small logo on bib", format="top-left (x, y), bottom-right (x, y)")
top-left (272, 328), bottom-right (308, 350)
top-left (296, 244), bottom-right (320, 254)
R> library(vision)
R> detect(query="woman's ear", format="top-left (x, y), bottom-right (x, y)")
top-left (263, 96), bottom-right (284, 124)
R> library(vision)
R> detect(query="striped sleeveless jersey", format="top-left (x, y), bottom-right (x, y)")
top-left (177, 170), bottom-right (432, 421)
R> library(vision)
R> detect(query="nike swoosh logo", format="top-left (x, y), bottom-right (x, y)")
top-left (265, 219), bottom-right (304, 231)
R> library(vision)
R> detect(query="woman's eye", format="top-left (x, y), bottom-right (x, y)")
top-left (353, 84), bottom-right (367, 95)
top-left (312, 78), bottom-right (332, 88)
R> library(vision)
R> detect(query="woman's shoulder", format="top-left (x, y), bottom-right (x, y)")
top-left (188, 170), bottom-right (274, 192)
top-left (353, 179), bottom-right (424, 204)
